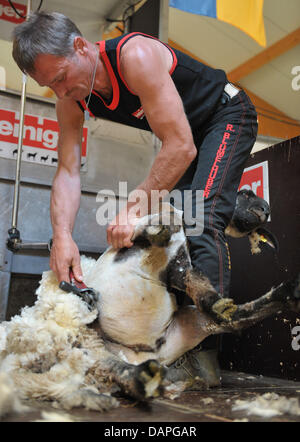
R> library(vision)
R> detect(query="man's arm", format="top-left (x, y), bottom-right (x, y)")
top-left (124, 38), bottom-right (197, 195)
top-left (107, 37), bottom-right (197, 248)
top-left (50, 98), bottom-right (84, 283)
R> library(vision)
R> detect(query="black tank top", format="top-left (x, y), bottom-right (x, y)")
top-left (77, 32), bottom-right (227, 133)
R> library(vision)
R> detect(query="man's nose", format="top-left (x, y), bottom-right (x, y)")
top-left (52, 84), bottom-right (67, 100)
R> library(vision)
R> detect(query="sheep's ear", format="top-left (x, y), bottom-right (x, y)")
top-left (252, 227), bottom-right (279, 253)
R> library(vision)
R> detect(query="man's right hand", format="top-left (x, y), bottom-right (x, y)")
top-left (50, 233), bottom-right (83, 284)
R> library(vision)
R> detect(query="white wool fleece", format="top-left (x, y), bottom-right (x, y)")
top-left (0, 256), bottom-right (118, 412)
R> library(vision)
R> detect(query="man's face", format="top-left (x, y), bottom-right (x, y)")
top-left (30, 49), bottom-right (93, 101)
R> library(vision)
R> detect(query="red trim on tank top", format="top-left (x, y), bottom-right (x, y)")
top-left (80, 41), bottom-right (120, 115)
top-left (116, 32), bottom-right (178, 95)
top-left (93, 40), bottom-right (120, 110)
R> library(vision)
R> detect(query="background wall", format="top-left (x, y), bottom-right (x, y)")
top-left (220, 136), bottom-right (300, 381)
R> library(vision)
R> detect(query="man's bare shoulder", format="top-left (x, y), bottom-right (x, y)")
top-left (119, 36), bottom-right (172, 96)
top-left (120, 35), bottom-right (172, 73)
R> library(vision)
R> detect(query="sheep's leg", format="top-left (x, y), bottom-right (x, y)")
top-left (91, 353), bottom-right (165, 401)
top-left (88, 325), bottom-right (165, 400)
top-left (156, 305), bottom-right (214, 365)
top-left (158, 238), bottom-right (237, 322)
top-left (158, 275), bottom-right (300, 366)
top-left (182, 268), bottom-right (238, 322)
top-left (165, 250), bottom-right (238, 323)
top-left (168, 256), bottom-right (286, 324)
top-left (186, 271), bottom-right (300, 328)
top-left (167, 247), bottom-right (299, 326)
top-left (136, 220), bottom-right (235, 322)
top-left (215, 275), bottom-right (300, 333)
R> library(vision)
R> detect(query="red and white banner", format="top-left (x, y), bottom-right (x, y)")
top-left (0, 0), bottom-right (26, 24)
top-left (239, 160), bottom-right (270, 204)
top-left (0, 108), bottom-right (88, 168)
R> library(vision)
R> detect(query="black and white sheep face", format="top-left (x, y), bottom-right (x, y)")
top-left (228, 189), bottom-right (270, 235)
top-left (225, 190), bottom-right (278, 253)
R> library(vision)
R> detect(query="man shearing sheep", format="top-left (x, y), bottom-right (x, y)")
top-left (12, 11), bottom-right (258, 388)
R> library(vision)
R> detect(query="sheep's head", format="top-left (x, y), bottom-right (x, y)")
top-left (229, 189), bottom-right (270, 234)
top-left (225, 189), bottom-right (278, 254)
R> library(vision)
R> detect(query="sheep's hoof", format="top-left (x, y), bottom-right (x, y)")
top-left (212, 298), bottom-right (237, 322)
top-left (134, 360), bottom-right (165, 399)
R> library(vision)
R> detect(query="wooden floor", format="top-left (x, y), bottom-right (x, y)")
top-left (2, 370), bottom-right (300, 424)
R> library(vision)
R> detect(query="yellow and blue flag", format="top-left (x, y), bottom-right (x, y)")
top-left (169, 0), bottom-right (266, 47)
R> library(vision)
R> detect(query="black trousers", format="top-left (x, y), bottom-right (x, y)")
top-left (175, 89), bottom-right (258, 298)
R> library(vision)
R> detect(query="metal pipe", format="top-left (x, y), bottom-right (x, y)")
top-left (10, 0), bottom-right (31, 230)
top-left (13, 241), bottom-right (51, 251)
top-left (12, 241), bottom-right (103, 254)
top-left (11, 73), bottom-right (27, 228)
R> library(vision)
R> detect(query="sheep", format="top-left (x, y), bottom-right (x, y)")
top-left (0, 191), bottom-right (299, 415)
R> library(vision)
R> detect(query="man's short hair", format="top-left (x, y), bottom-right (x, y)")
top-left (12, 11), bottom-right (82, 74)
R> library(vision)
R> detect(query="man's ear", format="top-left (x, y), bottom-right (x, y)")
top-left (73, 36), bottom-right (88, 55)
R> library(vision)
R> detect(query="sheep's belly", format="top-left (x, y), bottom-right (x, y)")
top-left (85, 249), bottom-right (177, 350)
top-left (98, 279), bottom-right (176, 349)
